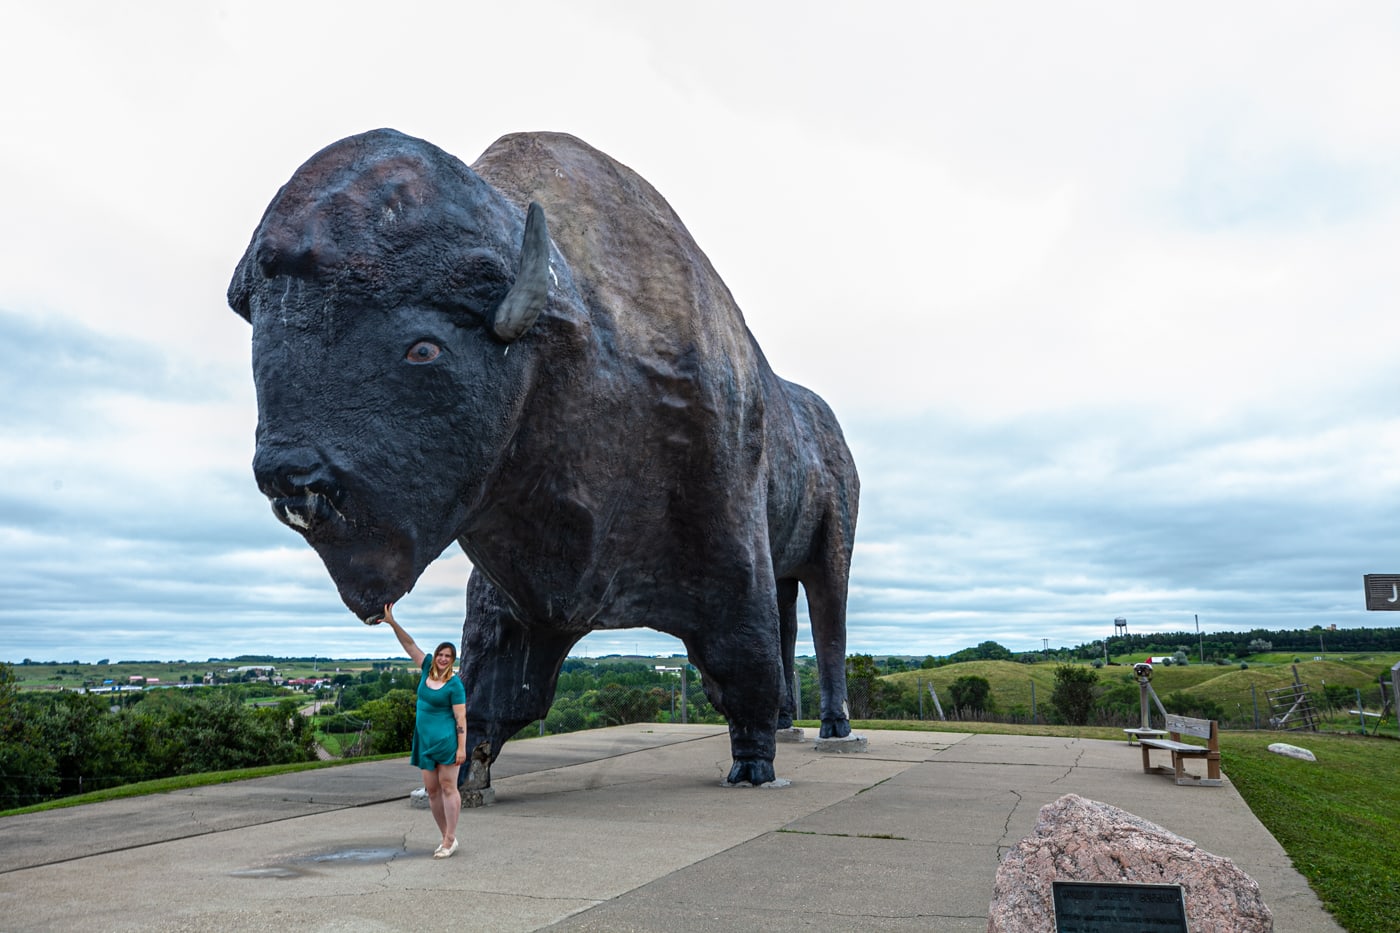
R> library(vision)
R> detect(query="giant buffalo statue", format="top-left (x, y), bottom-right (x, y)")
top-left (228, 129), bottom-right (859, 785)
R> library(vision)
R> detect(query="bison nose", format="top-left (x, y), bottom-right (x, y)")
top-left (252, 452), bottom-right (348, 531)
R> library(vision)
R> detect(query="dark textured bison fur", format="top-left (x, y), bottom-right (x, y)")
top-left (229, 130), bottom-right (859, 786)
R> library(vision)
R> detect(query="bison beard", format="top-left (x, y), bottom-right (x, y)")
top-left (228, 129), bottom-right (859, 787)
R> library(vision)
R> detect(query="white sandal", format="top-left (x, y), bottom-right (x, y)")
top-left (434, 838), bottom-right (459, 859)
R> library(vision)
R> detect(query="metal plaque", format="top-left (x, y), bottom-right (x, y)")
top-left (1052, 880), bottom-right (1187, 933)
top-left (1364, 574), bottom-right (1400, 611)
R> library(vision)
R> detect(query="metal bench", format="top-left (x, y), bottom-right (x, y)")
top-left (1138, 714), bottom-right (1222, 787)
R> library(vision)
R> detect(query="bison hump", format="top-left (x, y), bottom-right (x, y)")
top-left (471, 133), bottom-right (755, 367)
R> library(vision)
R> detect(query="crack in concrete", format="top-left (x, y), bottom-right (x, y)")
top-left (186, 808), bottom-right (209, 831)
top-left (996, 789), bottom-right (1024, 861)
top-left (775, 828), bottom-right (909, 840)
top-left (377, 829), bottom-right (411, 884)
top-left (1051, 746), bottom-right (1086, 784)
top-left (855, 775), bottom-right (894, 796)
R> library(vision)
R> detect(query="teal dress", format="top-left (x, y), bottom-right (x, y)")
top-left (410, 657), bottom-right (466, 770)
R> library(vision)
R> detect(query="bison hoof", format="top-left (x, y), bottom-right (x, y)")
top-left (726, 758), bottom-right (776, 786)
top-left (776, 712), bottom-right (795, 730)
top-left (819, 717), bottom-right (851, 739)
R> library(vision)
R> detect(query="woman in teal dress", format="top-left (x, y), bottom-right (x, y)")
top-left (371, 603), bottom-right (467, 859)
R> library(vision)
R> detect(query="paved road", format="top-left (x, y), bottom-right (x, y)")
top-left (0, 725), bottom-right (1341, 932)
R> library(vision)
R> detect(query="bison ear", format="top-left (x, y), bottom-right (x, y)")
top-left (228, 246), bottom-right (256, 322)
top-left (492, 202), bottom-right (551, 342)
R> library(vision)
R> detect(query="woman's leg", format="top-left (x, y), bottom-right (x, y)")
top-left (436, 763), bottom-right (462, 846)
top-left (422, 768), bottom-right (448, 844)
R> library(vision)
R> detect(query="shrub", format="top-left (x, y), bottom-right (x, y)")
top-left (357, 689), bottom-right (417, 755)
top-left (948, 675), bottom-right (992, 717)
top-left (1050, 665), bottom-right (1098, 725)
top-left (1161, 691), bottom-right (1223, 721)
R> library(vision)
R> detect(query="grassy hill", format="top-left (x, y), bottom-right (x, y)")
top-left (878, 654), bottom-right (1399, 728)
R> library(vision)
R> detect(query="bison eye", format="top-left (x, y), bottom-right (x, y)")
top-left (406, 341), bottom-right (441, 364)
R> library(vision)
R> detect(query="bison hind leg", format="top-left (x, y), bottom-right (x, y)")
top-left (819, 716), bottom-right (851, 739)
top-left (726, 757), bottom-right (777, 786)
top-left (775, 578), bottom-right (799, 730)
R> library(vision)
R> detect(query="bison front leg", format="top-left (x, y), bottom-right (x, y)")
top-left (458, 570), bottom-right (578, 789)
top-left (687, 617), bottom-right (784, 786)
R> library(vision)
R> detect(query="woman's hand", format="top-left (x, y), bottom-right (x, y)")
top-left (455, 747), bottom-right (467, 766)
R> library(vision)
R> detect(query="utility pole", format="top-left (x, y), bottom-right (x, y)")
top-left (1196, 614), bottom-right (1204, 663)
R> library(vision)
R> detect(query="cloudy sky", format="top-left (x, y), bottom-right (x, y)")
top-left (3, 2), bottom-right (1399, 663)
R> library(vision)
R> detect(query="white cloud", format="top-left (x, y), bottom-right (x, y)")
top-left (2, 2), bottom-right (1399, 664)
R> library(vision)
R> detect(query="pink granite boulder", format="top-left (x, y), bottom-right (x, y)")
top-left (988, 793), bottom-right (1272, 932)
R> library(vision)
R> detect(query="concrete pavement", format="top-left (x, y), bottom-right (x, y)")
top-left (0, 725), bottom-right (1341, 932)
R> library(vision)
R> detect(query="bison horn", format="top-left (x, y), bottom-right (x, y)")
top-left (492, 201), bottom-right (551, 342)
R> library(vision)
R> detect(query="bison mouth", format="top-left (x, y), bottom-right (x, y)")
top-left (265, 495), bottom-right (421, 621)
top-left (308, 532), bottom-right (421, 622)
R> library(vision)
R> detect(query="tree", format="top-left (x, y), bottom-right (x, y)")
top-left (948, 675), bottom-right (992, 717)
top-left (1050, 665), bottom-right (1098, 725)
top-left (948, 641), bottom-right (1014, 664)
top-left (974, 641), bottom-right (1013, 660)
top-left (845, 654), bottom-right (880, 719)
top-left (358, 689), bottom-right (418, 755)
top-left (595, 683), bottom-right (668, 725)
top-left (0, 663), bottom-right (61, 806)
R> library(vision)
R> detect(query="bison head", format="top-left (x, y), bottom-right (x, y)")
top-left (227, 129), bottom-right (557, 621)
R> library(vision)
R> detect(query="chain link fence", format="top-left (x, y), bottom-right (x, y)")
top-left (534, 682), bottom-right (724, 735)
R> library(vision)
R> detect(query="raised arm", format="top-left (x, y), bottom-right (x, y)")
top-left (373, 603), bottom-right (426, 668)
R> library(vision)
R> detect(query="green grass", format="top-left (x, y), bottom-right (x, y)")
top-left (1222, 731), bottom-right (1400, 933)
top-left (315, 728), bottom-right (358, 757)
top-left (884, 660), bottom-right (1059, 712)
top-left (0, 752), bottom-right (404, 818)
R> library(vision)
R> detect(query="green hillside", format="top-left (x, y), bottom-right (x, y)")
top-left (878, 654), bottom-right (1399, 727)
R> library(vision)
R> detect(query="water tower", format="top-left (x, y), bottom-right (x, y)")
top-left (1113, 617), bottom-right (1127, 661)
